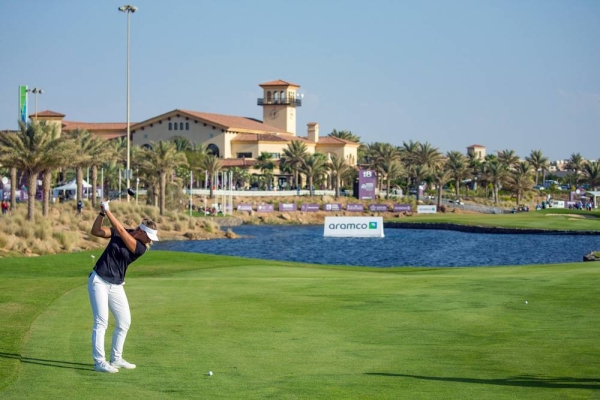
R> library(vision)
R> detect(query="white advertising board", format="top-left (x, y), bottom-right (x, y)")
top-left (324, 216), bottom-right (384, 238)
top-left (550, 200), bottom-right (565, 209)
top-left (417, 205), bottom-right (437, 214)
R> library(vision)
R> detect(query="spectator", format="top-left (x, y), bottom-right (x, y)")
top-left (77, 200), bottom-right (83, 215)
top-left (1, 199), bottom-right (9, 215)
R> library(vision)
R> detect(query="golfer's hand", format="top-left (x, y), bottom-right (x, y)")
top-left (100, 201), bottom-right (110, 213)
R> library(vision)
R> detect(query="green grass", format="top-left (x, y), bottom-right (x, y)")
top-left (1, 251), bottom-right (600, 399)
top-left (392, 208), bottom-right (600, 231)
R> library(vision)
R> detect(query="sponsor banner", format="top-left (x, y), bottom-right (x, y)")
top-left (324, 216), bottom-right (384, 238)
top-left (279, 203), bottom-right (297, 212)
top-left (301, 203), bottom-right (320, 212)
top-left (358, 170), bottom-right (376, 200)
top-left (393, 204), bottom-right (412, 212)
top-left (417, 205), bottom-right (437, 214)
top-left (369, 204), bottom-right (389, 212)
top-left (19, 85), bottom-right (28, 125)
top-left (324, 203), bottom-right (343, 212)
top-left (237, 204), bottom-right (253, 211)
top-left (550, 200), bottom-right (565, 209)
top-left (257, 204), bottom-right (274, 212)
top-left (346, 203), bottom-right (364, 212)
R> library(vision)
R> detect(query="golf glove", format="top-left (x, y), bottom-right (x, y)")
top-left (100, 201), bottom-right (110, 213)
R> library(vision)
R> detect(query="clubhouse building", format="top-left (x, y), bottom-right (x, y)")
top-left (30, 80), bottom-right (360, 186)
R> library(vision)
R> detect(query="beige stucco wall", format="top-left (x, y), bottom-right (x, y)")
top-left (315, 145), bottom-right (358, 165)
top-left (132, 116), bottom-right (229, 156)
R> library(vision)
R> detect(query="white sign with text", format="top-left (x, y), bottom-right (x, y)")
top-left (324, 216), bottom-right (384, 238)
top-left (417, 205), bottom-right (437, 214)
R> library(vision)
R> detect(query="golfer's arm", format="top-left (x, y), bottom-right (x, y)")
top-left (91, 213), bottom-right (111, 238)
top-left (105, 211), bottom-right (137, 253)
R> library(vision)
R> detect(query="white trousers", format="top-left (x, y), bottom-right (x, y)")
top-left (87, 271), bottom-right (131, 364)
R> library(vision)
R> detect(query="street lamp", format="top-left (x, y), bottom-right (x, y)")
top-left (118, 4), bottom-right (138, 202)
top-left (26, 87), bottom-right (44, 120)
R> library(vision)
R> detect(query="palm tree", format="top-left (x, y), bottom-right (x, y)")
top-left (566, 153), bottom-right (585, 184)
top-left (328, 129), bottom-right (361, 143)
top-left (505, 161), bottom-right (533, 205)
top-left (282, 141), bottom-right (308, 189)
top-left (380, 160), bottom-right (404, 199)
top-left (498, 149), bottom-right (520, 169)
top-left (432, 165), bottom-right (453, 209)
top-left (466, 149), bottom-right (482, 192)
top-left (139, 140), bottom-right (188, 215)
top-left (89, 140), bottom-right (118, 207)
top-left (416, 142), bottom-right (444, 170)
top-left (482, 160), bottom-right (509, 204)
top-left (0, 121), bottom-right (62, 221)
top-left (300, 153), bottom-right (329, 195)
top-left (329, 154), bottom-right (351, 199)
top-left (255, 152), bottom-right (275, 190)
top-left (64, 129), bottom-right (107, 203)
top-left (407, 164), bottom-right (430, 202)
top-left (170, 135), bottom-right (193, 152)
top-left (581, 161), bottom-right (600, 191)
top-left (445, 151), bottom-right (468, 198)
top-left (525, 149), bottom-right (549, 186)
top-left (199, 154), bottom-right (222, 199)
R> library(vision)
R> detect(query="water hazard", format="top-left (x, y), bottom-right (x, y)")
top-left (152, 225), bottom-right (599, 267)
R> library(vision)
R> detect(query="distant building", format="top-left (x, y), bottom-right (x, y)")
top-left (467, 144), bottom-right (486, 160)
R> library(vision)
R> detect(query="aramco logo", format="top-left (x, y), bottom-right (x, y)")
top-left (328, 221), bottom-right (377, 230)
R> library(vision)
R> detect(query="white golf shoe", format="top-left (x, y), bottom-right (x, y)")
top-left (110, 358), bottom-right (136, 369)
top-left (94, 361), bottom-right (119, 373)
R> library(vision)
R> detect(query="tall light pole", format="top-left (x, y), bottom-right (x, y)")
top-left (118, 4), bottom-right (137, 201)
top-left (26, 87), bottom-right (43, 120)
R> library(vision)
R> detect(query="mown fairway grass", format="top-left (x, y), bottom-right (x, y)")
top-left (1, 250), bottom-right (600, 399)
top-left (390, 208), bottom-right (600, 231)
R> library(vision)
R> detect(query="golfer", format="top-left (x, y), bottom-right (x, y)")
top-left (88, 200), bottom-right (158, 373)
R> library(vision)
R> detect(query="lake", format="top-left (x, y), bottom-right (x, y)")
top-left (152, 225), bottom-right (600, 267)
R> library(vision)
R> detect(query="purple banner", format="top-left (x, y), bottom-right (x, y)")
top-left (369, 204), bottom-right (389, 212)
top-left (237, 204), bottom-right (253, 211)
top-left (301, 203), bottom-right (320, 212)
top-left (346, 203), bottom-right (364, 212)
top-left (393, 204), bottom-right (412, 212)
top-left (279, 203), bottom-right (297, 212)
top-left (323, 203), bottom-right (343, 212)
top-left (358, 169), bottom-right (376, 200)
top-left (257, 204), bottom-right (274, 212)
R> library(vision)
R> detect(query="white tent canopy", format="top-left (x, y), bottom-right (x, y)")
top-left (52, 179), bottom-right (92, 200)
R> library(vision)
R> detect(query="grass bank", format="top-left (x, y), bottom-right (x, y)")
top-left (1, 251), bottom-right (599, 399)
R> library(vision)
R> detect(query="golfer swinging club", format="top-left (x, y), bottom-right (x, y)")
top-left (88, 199), bottom-right (159, 373)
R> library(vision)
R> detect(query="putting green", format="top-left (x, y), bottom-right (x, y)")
top-left (1, 254), bottom-right (600, 399)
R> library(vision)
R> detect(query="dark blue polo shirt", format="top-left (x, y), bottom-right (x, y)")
top-left (93, 228), bottom-right (147, 285)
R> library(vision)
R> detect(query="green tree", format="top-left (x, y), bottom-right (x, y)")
top-left (199, 154), bottom-right (222, 199)
top-left (329, 154), bottom-right (351, 199)
top-left (581, 161), bottom-right (600, 191)
top-left (139, 141), bottom-right (188, 215)
top-left (256, 152), bottom-right (276, 190)
top-left (505, 161), bottom-right (533, 205)
top-left (445, 151), bottom-right (469, 198)
top-left (525, 149), bottom-right (549, 186)
top-left (328, 129), bottom-right (361, 143)
top-left (300, 153), bottom-right (329, 195)
top-left (482, 159), bottom-right (509, 204)
top-left (0, 121), bottom-right (63, 221)
top-left (432, 165), bottom-right (453, 209)
top-left (282, 141), bottom-right (308, 189)
top-left (498, 149), bottom-right (520, 169)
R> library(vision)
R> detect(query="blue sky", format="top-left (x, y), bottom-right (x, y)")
top-left (1, 0), bottom-right (599, 161)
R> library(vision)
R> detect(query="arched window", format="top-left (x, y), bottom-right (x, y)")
top-left (274, 91), bottom-right (279, 103)
top-left (207, 144), bottom-right (220, 158)
top-left (180, 122), bottom-right (184, 130)
top-left (280, 91), bottom-right (285, 103)
top-left (174, 123), bottom-right (178, 130)
top-left (142, 143), bottom-right (153, 150)
top-left (186, 122), bottom-right (189, 130)
top-left (168, 122), bottom-right (172, 130)
top-left (266, 91), bottom-right (272, 103)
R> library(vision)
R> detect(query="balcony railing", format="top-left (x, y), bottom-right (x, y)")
top-left (257, 98), bottom-right (302, 107)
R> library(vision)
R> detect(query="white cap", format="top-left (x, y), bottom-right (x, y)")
top-left (139, 222), bottom-right (159, 242)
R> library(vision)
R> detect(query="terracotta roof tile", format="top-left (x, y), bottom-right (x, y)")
top-left (259, 79), bottom-right (300, 88)
top-left (62, 121), bottom-right (129, 131)
top-left (30, 110), bottom-right (65, 118)
top-left (468, 144), bottom-right (486, 148)
top-left (148, 109), bottom-right (289, 134)
top-left (231, 133), bottom-right (295, 142)
top-left (297, 136), bottom-right (360, 146)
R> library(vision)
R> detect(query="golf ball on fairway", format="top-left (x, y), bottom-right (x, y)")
top-left (525, 301), bottom-right (528, 304)
top-left (208, 371), bottom-right (213, 376)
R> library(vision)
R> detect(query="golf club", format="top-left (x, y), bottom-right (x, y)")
top-left (109, 188), bottom-right (135, 201)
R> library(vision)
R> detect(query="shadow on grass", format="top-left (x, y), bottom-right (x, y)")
top-left (0, 352), bottom-right (91, 371)
top-left (365, 373), bottom-right (600, 390)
